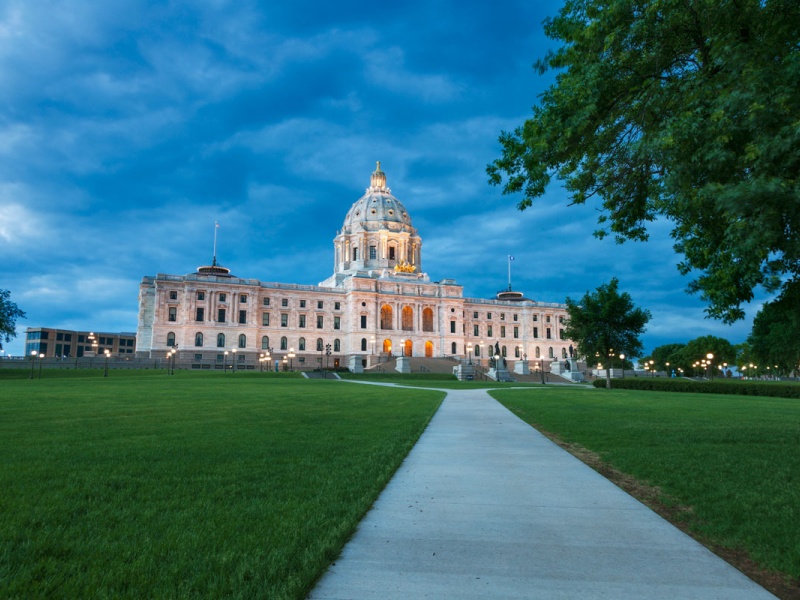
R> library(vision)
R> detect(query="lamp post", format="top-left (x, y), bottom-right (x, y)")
top-left (38, 352), bottom-right (45, 379)
top-left (706, 352), bottom-right (714, 379)
top-left (467, 342), bottom-right (473, 365)
top-left (540, 358), bottom-right (546, 385)
top-left (400, 339), bottom-right (405, 357)
top-left (231, 348), bottom-right (238, 373)
top-left (620, 353), bottom-right (626, 379)
top-left (325, 343), bottom-right (331, 376)
top-left (29, 350), bottom-right (37, 379)
top-left (282, 356), bottom-right (288, 372)
top-left (224, 350), bottom-right (229, 373)
top-left (104, 349), bottom-right (111, 377)
top-left (288, 347), bottom-right (295, 371)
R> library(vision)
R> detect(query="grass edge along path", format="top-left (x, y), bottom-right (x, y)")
top-left (491, 387), bottom-right (800, 600)
top-left (0, 373), bottom-right (444, 600)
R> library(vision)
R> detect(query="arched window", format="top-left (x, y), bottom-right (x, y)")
top-left (475, 344), bottom-right (480, 357)
top-left (383, 339), bottom-right (392, 353)
top-left (535, 346), bottom-right (541, 358)
top-left (514, 346), bottom-right (520, 358)
top-left (424, 341), bottom-right (433, 357)
top-left (361, 338), bottom-right (367, 351)
top-left (217, 333), bottom-right (225, 348)
top-left (451, 341), bottom-right (457, 355)
top-left (280, 336), bottom-right (288, 350)
top-left (238, 334), bottom-right (246, 349)
top-left (402, 306), bottom-right (413, 331)
top-left (316, 338), bottom-right (324, 351)
top-left (298, 337), bottom-right (306, 351)
top-left (334, 339), bottom-right (341, 352)
top-left (422, 307), bottom-right (434, 332)
top-left (166, 332), bottom-right (176, 347)
top-left (549, 347), bottom-right (554, 358)
top-left (261, 335), bottom-right (269, 350)
top-left (352, 246), bottom-right (358, 260)
top-left (380, 305), bottom-right (393, 330)
top-left (562, 347), bottom-right (568, 358)
top-left (195, 332), bottom-right (203, 347)
top-left (501, 345), bottom-right (507, 357)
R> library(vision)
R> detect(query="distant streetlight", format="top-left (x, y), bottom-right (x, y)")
top-left (400, 339), bottom-right (406, 357)
top-left (29, 350), bottom-right (37, 379)
top-left (620, 353), bottom-right (626, 379)
top-left (706, 352), bottom-right (714, 379)
top-left (104, 349), bottom-right (111, 377)
top-left (467, 342), bottom-right (473, 365)
top-left (38, 352), bottom-right (45, 379)
top-left (232, 348), bottom-right (237, 373)
top-left (325, 343), bottom-right (331, 376)
top-left (288, 347), bottom-right (295, 371)
top-left (224, 350), bottom-right (229, 373)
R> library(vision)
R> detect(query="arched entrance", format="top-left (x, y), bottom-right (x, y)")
top-left (424, 341), bottom-right (433, 357)
top-left (383, 339), bottom-right (392, 354)
top-left (404, 339), bottom-right (413, 357)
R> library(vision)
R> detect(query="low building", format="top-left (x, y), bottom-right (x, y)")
top-left (24, 328), bottom-right (136, 358)
top-left (135, 163), bottom-right (574, 369)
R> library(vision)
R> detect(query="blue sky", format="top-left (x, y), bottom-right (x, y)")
top-left (0, 0), bottom-right (764, 358)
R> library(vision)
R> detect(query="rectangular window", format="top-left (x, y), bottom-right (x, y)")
top-left (262, 312), bottom-right (270, 326)
top-left (513, 314), bottom-right (518, 322)
top-left (218, 308), bottom-right (226, 322)
top-left (513, 326), bottom-right (519, 339)
top-left (369, 246), bottom-right (377, 260)
top-left (533, 314), bottom-right (538, 322)
top-left (217, 354), bottom-right (224, 363)
top-left (546, 315), bottom-right (551, 323)
top-left (197, 291), bottom-right (205, 300)
top-left (501, 326), bottom-right (506, 337)
top-left (317, 300), bottom-right (323, 309)
top-left (546, 329), bottom-right (552, 339)
top-left (388, 247), bottom-right (395, 260)
top-left (353, 247), bottom-right (359, 260)
top-left (281, 314), bottom-right (288, 327)
top-left (168, 307), bottom-right (177, 322)
top-left (219, 293), bottom-right (227, 302)
top-left (196, 307), bottom-right (204, 321)
top-left (263, 297), bottom-right (270, 306)
top-left (500, 313), bottom-right (505, 321)
top-left (78, 335), bottom-right (85, 343)
top-left (240, 295), bottom-right (247, 303)
top-left (533, 327), bottom-right (539, 338)
top-left (317, 315), bottom-right (324, 328)
top-left (65, 334), bottom-right (72, 341)
top-left (299, 315), bottom-right (306, 328)
top-left (334, 302), bottom-right (341, 310)
top-left (559, 328), bottom-right (565, 339)
top-left (488, 325), bottom-right (493, 337)
top-left (281, 298), bottom-right (288, 307)
top-left (56, 332), bottom-right (64, 341)
top-left (473, 324), bottom-right (479, 336)
top-left (450, 321), bottom-right (456, 333)
top-left (334, 316), bottom-right (341, 330)
top-left (169, 291), bottom-right (177, 300)
top-left (239, 310), bottom-right (247, 324)
top-left (360, 315), bottom-right (367, 328)
top-left (300, 300), bottom-right (306, 308)
top-left (559, 316), bottom-right (564, 323)
top-left (487, 312), bottom-right (492, 320)
top-left (194, 353), bottom-right (202, 361)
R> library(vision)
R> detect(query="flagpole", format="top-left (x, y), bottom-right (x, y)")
top-left (213, 222), bottom-right (219, 266)
top-left (508, 255), bottom-right (513, 291)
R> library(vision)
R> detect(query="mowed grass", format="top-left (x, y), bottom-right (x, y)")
top-left (0, 371), bottom-right (443, 599)
top-left (492, 387), bottom-right (800, 583)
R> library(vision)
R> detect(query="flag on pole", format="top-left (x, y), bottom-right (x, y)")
top-left (509, 255), bottom-right (515, 261)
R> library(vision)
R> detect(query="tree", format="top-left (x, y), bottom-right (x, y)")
top-left (678, 335), bottom-right (737, 377)
top-left (563, 278), bottom-right (650, 388)
top-left (748, 284), bottom-right (800, 375)
top-left (650, 343), bottom-right (685, 376)
top-left (487, 0), bottom-right (800, 323)
top-left (0, 290), bottom-right (26, 351)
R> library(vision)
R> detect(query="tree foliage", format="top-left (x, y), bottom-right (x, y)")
top-left (563, 278), bottom-right (650, 388)
top-left (488, 0), bottom-right (800, 323)
top-left (0, 290), bottom-right (26, 350)
top-left (748, 283), bottom-right (800, 374)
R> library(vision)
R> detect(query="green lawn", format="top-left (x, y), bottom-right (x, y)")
top-left (0, 371), bottom-right (444, 599)
top-left (492, 386), bottom-right (800, 585)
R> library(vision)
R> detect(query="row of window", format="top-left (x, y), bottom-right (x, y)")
top-left (470, 325), bottom-right (564, 339)
top-left (166, 332), bottom-right (343, 352)
top-left (170, 289), bottom-right (343, 311)
top-left (469, 311), bottom-right (564, 324)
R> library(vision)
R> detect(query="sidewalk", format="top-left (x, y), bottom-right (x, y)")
top-left (309, 388), bottom-right (776, 599)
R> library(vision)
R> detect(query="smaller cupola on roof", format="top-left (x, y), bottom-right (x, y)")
top-left (369, 161), bottom-right (388, 192)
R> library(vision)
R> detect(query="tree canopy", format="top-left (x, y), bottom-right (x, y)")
top-left (488, 0), bottom-right (800, 323)
top-left (748, 284), bottom-right (800, 375)
top-left (563, 277), bottom-right (650, 388)
top-left (0, 290), bottom-right (26, 351)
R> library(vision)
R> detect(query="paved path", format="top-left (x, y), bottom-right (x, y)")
top-left (309, 388), bottom-right (776, 599)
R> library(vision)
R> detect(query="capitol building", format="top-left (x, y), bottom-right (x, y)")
top-left (136, 163), bottom-right (573, 370)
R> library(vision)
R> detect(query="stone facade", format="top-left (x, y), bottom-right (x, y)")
top-left (136, 164), bottom-right (573, 370)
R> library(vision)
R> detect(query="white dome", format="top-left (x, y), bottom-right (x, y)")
top-left (341, 162), bottom-right (414, 234)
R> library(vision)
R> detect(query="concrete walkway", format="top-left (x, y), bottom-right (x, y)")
top-left (309, 388), bottom-right (776, 599)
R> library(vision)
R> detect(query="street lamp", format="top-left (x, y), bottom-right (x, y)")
top-left (620, 353), bottom-right (626, 379)
top-left (325, 343), bottom-right (331, 376)
top-left (282, 356), bottom-right (288, 371)
top-left (231, 348), bottom-right (237, 373)
top-left (648, 359), bottom-right (655, 377)
top-left (29, 350), bottom-right (37, 379)
top-left (104, 349), bottom-right (111, 377)
top-left (400, 339), bottom-right (405, 357)
top-left (706, 352), bottom-right (714, 379)
top-left (224, 350), bottom-right (229, 373)
top-left (38, 352), bottom-right (45, 379)
top-left (540, 358), bottom-right (546, 385)
top-left (467, 342), bottom-right (473, 365)
top-left (288, 347), bottom-right (295, 371)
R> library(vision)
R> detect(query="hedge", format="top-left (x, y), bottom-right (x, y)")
top-left (592, 377), bottom-right (800, 398)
